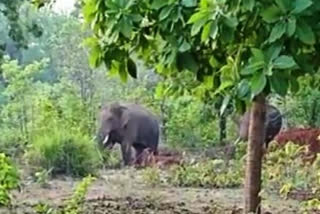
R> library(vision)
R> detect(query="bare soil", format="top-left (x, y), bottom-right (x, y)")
top-left (2, 167), bottom-right (302, 214)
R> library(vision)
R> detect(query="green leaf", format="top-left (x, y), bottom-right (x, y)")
top-left (209, 55), bottom-right (219, 68)
top-left (151, 0), bottom-right (168, 9)
top-left (237, 79), bottom-right (251, 99)
top-left (269, 21), bottom-right (286, 43)
top-left (214, 80), bottom-right (233, 95)
top-left (241, 61), bottom-right (265, 75)
top-left (201, 21), bottom-right (212, 42)
top-left (265, 43), bottom-right (282, 62)
top-left (261, 5), bottom-right (282, 23)
top-left (159, 6), bottom-right (173, 21)
top-left (179, 40), bottom-right (191, 52)
top-left (222, 15), bottom-right (238, 28)
top-left (286, 17), bottom-right (296, 37)
top-left (127, 58), bottom-right (137, 78)
top-left (155, 83), bottom-right (165, 99)
top-left (220, 65), bottom-right (233, 82)
top-left (119, 18), bottom-right (132, 38)
top-left (191, 18), bottom-right (208, 36)
top-left (242, 0), bottom-right (255, 11)
top-left (273, 55), bottom-right (296, 69)
top-left (251, 48), bottom-right (265, 62)
top-left (269, 74), bottom-right (288, 96)
top-left (203, 75), bottom-right (214, 89)
top-left (188, 11), bottom-right (209, 24)
top-left (210, 20), bottom-right (218, 39)
top-left (250, 72), bottom-right (267, 96)
top-left (291, 0), bottom-right (313, 14)
top-left (275, 0), bottom-right (292, 13)
top-left (296, 19), bottom-right (315, 45)
top-left (181, 0), bottom-right (197, 7)
top-left (220, 95), bottom-right (231, 116)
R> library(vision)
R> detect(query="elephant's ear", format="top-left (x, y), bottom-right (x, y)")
top-left (110, 103), bottom-right (127, 118)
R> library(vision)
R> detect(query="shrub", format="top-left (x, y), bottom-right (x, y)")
top-left (0, 153), bottom-right (19, 206)
top-left (26, 127), bottom-right (102, 177)
top-left (168, 159), bottom-right (244, 188)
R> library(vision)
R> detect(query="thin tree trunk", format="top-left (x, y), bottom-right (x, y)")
top-left (244, 94), bottom-right (266, 214)
top-left (219, 113), bottom-right (227, 144)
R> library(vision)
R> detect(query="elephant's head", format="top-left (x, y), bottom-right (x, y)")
top-left (97, 103), bottom-right (128, 149)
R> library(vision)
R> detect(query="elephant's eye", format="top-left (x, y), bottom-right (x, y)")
top-left (107, 117), bottom-right (113, 122)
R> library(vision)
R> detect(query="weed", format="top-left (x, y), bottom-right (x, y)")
top-left (0, 153), bottom-right (19, 207)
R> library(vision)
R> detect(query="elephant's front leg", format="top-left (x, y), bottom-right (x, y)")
top-left (121, 141), bottom-right (133, 166)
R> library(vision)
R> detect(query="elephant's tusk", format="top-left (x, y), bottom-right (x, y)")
top-left (103, 134), bottom-right (109, 145)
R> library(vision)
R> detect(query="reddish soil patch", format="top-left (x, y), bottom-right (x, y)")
top-left (274, 128), bottom-right (320, 163)
top-left (134, 148), bottom-right (183, 168)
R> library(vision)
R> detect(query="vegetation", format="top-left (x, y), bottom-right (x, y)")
top-left (0, 0), bottom-right (319, 213)
top-left (0, 153), bottom-right (19, 206)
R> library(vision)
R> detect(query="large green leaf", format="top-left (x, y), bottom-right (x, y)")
top-left (119, 18), bottom-right (132, 38)
top-left (188, 11), bottom-right (210, 24)
top-left (210, 20), bottom-right (218, 39)
top-left (261, 5), bottom-right (282, 23)
top-left (159, 5), bottom-right (173, 21)
top-left (201, 21), bottom-right (212, 42)
top-left (251, 48), bottom-right (265, 62)
top-left (250, 72), bottom-right (267, 96)
top-left (241, 61), bottom-right (265, 75)
top-left (151, 0), bottom-right (168, 10)
top-left (269, 74), bottom-right (288, 96)
top-left (265, 43), bottom-right (282, 62)
top-left (291, 0), bottom-right (313, 14)
top-left (269, 21), bottom-right (286, 43)
top-left (191, 18), bottom-right (208, 36)
top-left (296, 19), bottom-right (315, 45)
top-left (237, 79), bottom-right (251, 100)
top-left (273, 55), bottom-right (297, 69)
top-left (286, 17), bottom-right (296, 37)
top-left (275, 0), bottom-right (292, 13)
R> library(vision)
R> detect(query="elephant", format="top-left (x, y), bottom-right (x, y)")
top-left (97, 102), bottom-right (160, 166)
top-left (233, 104), bottom-right (282, 148)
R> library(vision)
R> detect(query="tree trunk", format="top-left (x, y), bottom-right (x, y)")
top-left (219, 113), bottom-right (227, 144)
top-left (244, 94), bottom-right (266, 214)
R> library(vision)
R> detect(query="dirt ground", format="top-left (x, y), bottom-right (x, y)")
top-left (2, 167), bottom-right (303, 214)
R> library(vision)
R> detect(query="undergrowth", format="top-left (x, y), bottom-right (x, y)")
top-left (25, 127), bottom-right (102, 177)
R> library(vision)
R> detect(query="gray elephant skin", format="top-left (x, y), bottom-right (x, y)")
top-left (233, 104), bottom-right (282, 148)
top-left (97, 102), bottom-right (160, 165)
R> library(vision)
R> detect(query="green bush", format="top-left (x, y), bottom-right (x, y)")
top-left (0, 153), bottom-right (19, 206)
top-left (26, 127), bottom-right (102, 177)
top-left (165, 96), bottom-right (219, 148)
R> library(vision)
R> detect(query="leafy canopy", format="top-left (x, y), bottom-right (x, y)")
top-left (82, 0), bottom-right (320, 109)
